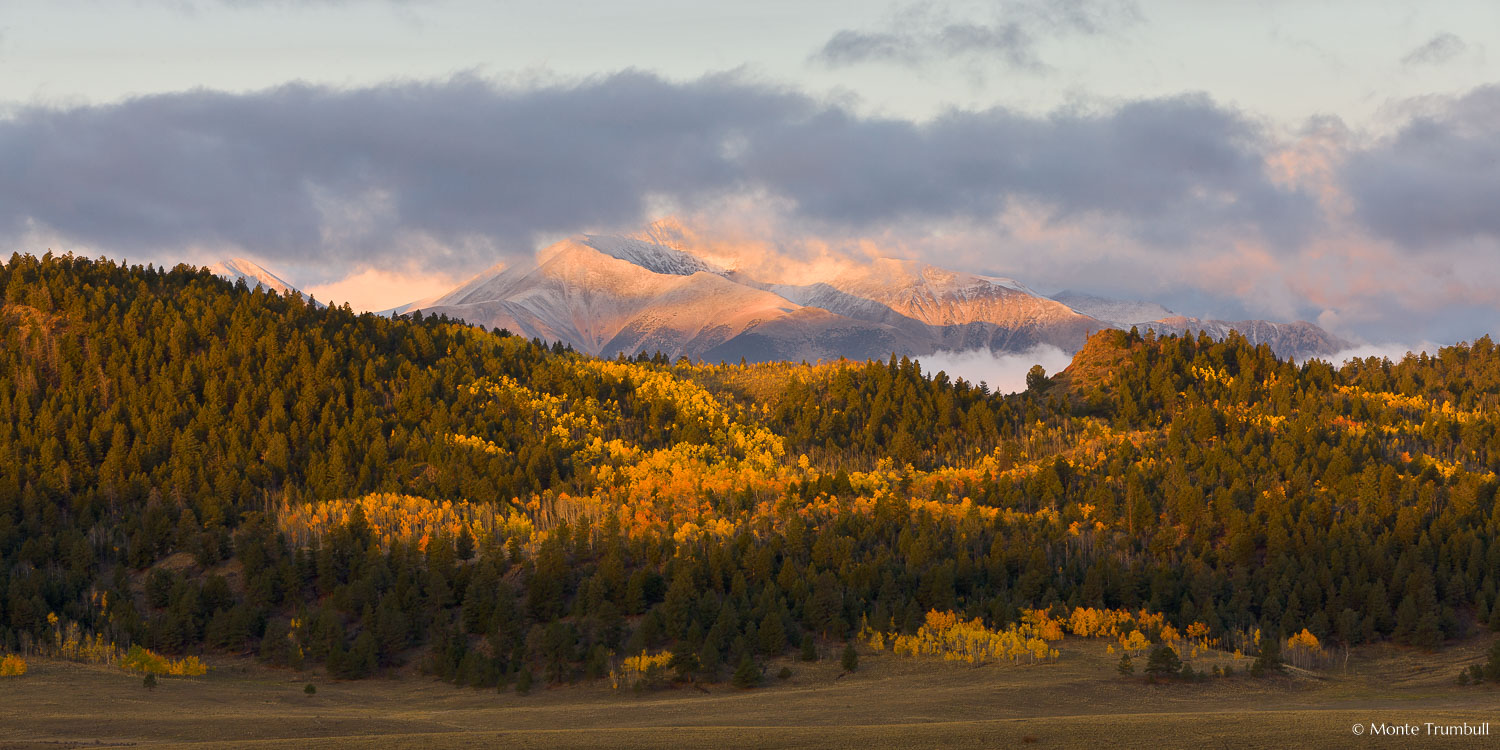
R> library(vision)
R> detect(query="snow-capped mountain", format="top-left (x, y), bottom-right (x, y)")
top-left (207, 258), bottom-right (325, 308)
top-left (208, 258), bottom-right (299, 296)
top-left (582, 235), bottom-right (725, 277)
top-left (389, 235), bottom-right (1350, 363)
top-left (1048, 292), bottom-right (1350, 360)
top-left (1143, 317), bottom-right (1349, 361)
top-left (409, 238), bottom-right (857, 360)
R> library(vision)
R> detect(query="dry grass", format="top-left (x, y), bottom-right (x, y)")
top-left (1, 636), bottom-right (1495, 749)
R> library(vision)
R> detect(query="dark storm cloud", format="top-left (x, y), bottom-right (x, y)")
top-left (813, 0), bottom-right (1140, 70)
top-left (0, 73), bottom-right (806, 268)
top-left (742, 93), bottom-right (1315, 246)
top-left (1343, 85), bottom-right (1500, 249)
top-left (0, 71), bottom-right (1310, 269)
top-left (1401, 32), bottom-right (1468, 67)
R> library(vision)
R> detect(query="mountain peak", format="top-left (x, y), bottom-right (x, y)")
top-left (579, 235), bottom-right (725, 277)
top-left (208, 258), bottom-right (297, 295)
top-left (207, 258), bottom-right (323, 307)
top-left (380, 232), bottom-right (1349, 363)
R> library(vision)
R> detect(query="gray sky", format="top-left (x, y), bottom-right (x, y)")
top-left (2, 0), bottom-right (1498, 345)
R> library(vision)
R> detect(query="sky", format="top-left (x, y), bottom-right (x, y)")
top-left (2, 0), bottom-right (1498, 348)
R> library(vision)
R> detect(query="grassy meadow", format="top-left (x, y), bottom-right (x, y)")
top-left (2, 635), bottom-right (1495, 749)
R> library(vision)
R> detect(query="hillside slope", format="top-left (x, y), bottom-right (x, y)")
top-left (1, 254), bottom-right (1493, 695)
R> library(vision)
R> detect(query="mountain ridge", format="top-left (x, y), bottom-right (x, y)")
top-left (382, 234), bottom-right (1351, 362)
top-left (207, 257), bottom-right (325, 308)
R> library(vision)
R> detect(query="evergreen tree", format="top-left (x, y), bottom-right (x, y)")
top-left (732, 655), bottom-right (760, 688)
top-left (1484, 641), bottom-right (1500, 683)
top-left (759, 611), bottom-right (787, 656)
top-left (1144, 644), bottom-right (1181, 679)
top-left (800, 638), bottom-right (818, 662)
top-left (841, 641), bottom-right (859, 672)
top-left (1251, 631), bottom-right (1284, 677)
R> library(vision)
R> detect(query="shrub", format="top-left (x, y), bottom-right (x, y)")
top-left (777, 666), bottom-right (792, 680)
top-left (304, 683), bottom-right (317, 695)
top-left (120, 645), bottom-right (208, 677)
top-left (0, 654), bottom-right (27, 677)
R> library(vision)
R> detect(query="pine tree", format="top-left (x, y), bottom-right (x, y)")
top-left (759, 611), bottom-right (787, 656)
top-left (800, 637), bottom-right (818, 662)
top-left (732, 655), bottom-right (760, 688)
top-left (1026, 365), bottom-right (1050, 393)
top-left (1144, 644), bottom-right (1181, 679)
top-left (670, 644), bottom-right (700, 682)
top-left (1484, 641), bottom-right (1500, 683)
top-left (1117, 652), bottom-right (1134, 676)
top-left (841, 641), bottom-right (859, 672)
top-left (1251, 631), bottom-right (1284, 677)
top-left (455, 527), bottom-right (476, 561)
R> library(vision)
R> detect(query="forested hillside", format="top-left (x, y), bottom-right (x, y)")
top-left (2, 254), bottom-right (1497, 687)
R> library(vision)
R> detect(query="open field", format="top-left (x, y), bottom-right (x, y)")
top-left (2, 637), bottom-right (1496, 749)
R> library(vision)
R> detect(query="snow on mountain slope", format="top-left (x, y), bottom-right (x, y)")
top-left (737, 278), bottom-right (933, 339)
top-left (209, 258), bottom-right (299, 296)
top-left (581, 235), bottom-right (725, 277)
top-left (422, 262), bottom-right (509, 308)
top-left (1043, 289), bottom-right (1352, 360)
top-left (391, 233), bottom-right (1349, 363)
top-left (1051, 291), bottom-right (1175, 328)
top-left (424, 239), bottom-right (682, 352)
top-left (825, 258), bottom-right (1103, 350)
top-left (601, 272), bottom-right (803, 359)
top-left (403, 239), bottom-right (812, 358)
top-left (1143, 317), bottom-right (1353, 362)
top-left (208, 258), bottom-right (324, 307)
top-left (701, 307), bottom-right (929, 364)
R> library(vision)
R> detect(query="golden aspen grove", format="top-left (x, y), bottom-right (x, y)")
top-left (2, 254), bottom-right (1500, 693)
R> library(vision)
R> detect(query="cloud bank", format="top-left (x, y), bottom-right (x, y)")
top-left (0, 71), bottom-right (1305, 272)
top-left (1, 70), bottom-right (1498, 342)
